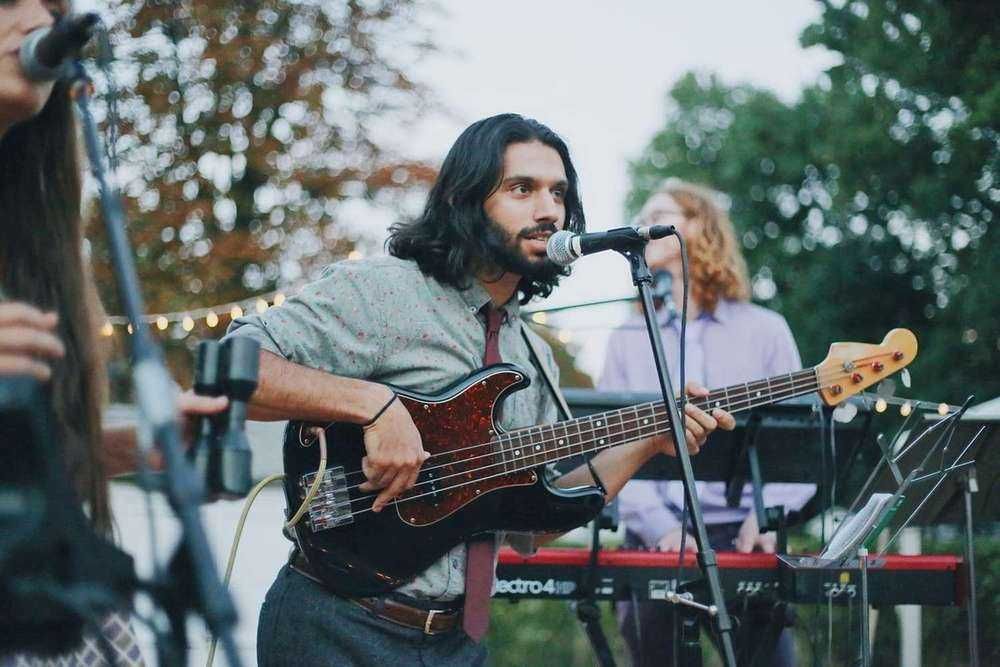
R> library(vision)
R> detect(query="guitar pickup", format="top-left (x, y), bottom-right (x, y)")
top-left (299, 466), bottom-right (354, 532)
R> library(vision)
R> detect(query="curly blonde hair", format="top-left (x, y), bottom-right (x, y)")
top-left (655, 179), bottom-right (750, 314)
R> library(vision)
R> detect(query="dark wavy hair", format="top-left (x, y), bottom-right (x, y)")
top-left (387, 113), bottom-right (586, 303)
top-left (0, 76), bottom-right (110, 533)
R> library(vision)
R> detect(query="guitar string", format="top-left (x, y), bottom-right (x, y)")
top-left (338, 376), bottom-right (820, 513)
top-left (305, 364), bottom-right (876, 517)
top-left (316, 362), bottom-right (882, 507)
top-left (329, 366), bottom-right (824, 486)
top-left (319, 360), bottom-right (883, 495)
top-left (322, 368), bottom-right (821, 491)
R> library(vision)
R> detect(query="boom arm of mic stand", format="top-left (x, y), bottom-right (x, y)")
top-left (615, 243), bottom-right (738, 667)
top-left (70, 63), bottom-right (242, 667)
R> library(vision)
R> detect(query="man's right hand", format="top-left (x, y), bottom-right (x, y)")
top-left (656, 526), bottom-right (698, 553)
top-left (358, 389), bottom-right (430, 513)
top-left (0, 302), bottom-right (64, 382)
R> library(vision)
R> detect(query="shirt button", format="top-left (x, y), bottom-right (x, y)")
top-left (469, 306), bottom-right (477, 312)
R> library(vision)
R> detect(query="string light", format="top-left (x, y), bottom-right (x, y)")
top-left (557, 329), bottom-right (573, 344)
top-left (938, 403), bottom-right (949, 416)
top-left (875, 398), bottom-right (888, 413)
top-left (531, 312), bottom-right (548, 325)
top-left (900, 401), bottom-right (913, 417)
top-left (95, 286), bottom-right (296, 338)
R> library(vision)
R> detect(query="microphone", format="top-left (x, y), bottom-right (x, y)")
top-left (652, 269), bottom-right (677, 317)
top-left (19, 12), bottom-right (100, 82)
top-left (546, 225), bottom-right (675, 266)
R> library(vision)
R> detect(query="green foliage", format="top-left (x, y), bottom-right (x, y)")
top-left (626, 1), bottom-right (999, 404)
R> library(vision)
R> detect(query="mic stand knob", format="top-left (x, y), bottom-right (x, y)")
top-left (190, 340), bottom-right (223, 499)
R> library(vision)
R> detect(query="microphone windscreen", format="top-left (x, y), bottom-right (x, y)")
top-left (546, 230), bottom-right (577, 266)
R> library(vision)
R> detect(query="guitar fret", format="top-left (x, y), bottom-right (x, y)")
top-left (531, 425), bottom-right (546, 466)
top-left (497, 432), bottom-right (510, 474)
top-left (496, 367), bottom-right (826, 473)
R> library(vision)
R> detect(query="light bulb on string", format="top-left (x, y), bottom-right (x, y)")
top-left (206, 311), bottom-right (219, 328)
top-left (230, 305), bottom-right (243, 319)
top-left (182, 316), bottom-right (195, 332)
top-left (156, 316), bottom-right (169, 331)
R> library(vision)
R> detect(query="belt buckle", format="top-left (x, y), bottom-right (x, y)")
top-left (423, 609), bottom-right (441, 635)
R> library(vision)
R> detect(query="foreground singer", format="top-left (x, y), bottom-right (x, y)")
top-left (0, 1), bottom-right (226, 665)
top-left (226, 114), bottom-right (734, 666)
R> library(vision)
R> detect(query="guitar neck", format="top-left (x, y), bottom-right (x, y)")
top-left (497, 368), bottom-right (821, 470)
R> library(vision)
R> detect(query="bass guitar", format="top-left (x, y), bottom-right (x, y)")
top-left (282, 329), bottom-right (917, 596)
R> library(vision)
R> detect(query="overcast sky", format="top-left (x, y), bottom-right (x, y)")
top-left (406, 1), bottom-right (838, 377)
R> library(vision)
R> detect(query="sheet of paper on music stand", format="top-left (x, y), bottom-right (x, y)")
top-left (819, 493), bottom-right (896, 562)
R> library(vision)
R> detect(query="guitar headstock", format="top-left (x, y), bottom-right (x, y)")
top-left (815, 328), bottom-right (918, 406)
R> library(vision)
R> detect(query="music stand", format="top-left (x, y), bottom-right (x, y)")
top-left (867, 397), bottom-right (996, 667)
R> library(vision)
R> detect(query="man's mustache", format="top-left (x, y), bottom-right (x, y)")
top-left (517, 223), bottom-right (559, 239)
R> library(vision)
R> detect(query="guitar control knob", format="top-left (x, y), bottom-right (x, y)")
top-left (831, 385), bottom-right (843, 395)
top-left (851, 372), bottom-right (863, 384)
top-left (892, 351), bottom-right (904, 361)
top-left (873, 361), bottom-right (885, 372)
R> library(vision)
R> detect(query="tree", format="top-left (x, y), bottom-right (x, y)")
top-left (88, 0), bottom-right (437, 381)
top-left (626, 0), bottom-right (999, 403)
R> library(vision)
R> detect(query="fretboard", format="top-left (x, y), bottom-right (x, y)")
top-left (494, 368), bottom-right (821, 472)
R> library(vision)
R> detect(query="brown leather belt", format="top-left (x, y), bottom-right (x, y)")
top-left (289, 552), bottom-right (462, 635)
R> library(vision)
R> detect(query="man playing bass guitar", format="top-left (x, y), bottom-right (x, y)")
top-left (225, 114), bottom-right (734, 666)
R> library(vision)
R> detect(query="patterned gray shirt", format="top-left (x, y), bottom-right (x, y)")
top-left (225, 255), bottom-right (559, 600)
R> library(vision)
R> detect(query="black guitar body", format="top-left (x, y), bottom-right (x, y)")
top-left (282, 364), bottom-right (604, 597)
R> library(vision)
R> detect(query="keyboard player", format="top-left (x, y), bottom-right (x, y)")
top-left (599, 179), bottom-right (815, 666)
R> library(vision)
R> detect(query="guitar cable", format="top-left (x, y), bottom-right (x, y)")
top-left (205, 427), bottom-right (328, 667)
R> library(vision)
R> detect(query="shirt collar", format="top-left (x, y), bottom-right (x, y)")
top-left (458, 281), bottom-right (521, 322)
top-left (659, 299), bottom-right (731, 326)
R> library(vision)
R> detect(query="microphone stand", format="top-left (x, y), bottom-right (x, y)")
top-left (70, 63), bottom-right (242, 667)
top-left (614, 239), bottom-right (737, 667)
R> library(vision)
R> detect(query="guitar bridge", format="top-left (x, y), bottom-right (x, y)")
top-left (299, 466), bottom-right (354, 532)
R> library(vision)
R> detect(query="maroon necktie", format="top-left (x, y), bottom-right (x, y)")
top-left (462, 305), bottom-right (503, 641)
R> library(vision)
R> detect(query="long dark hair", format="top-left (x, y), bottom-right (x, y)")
top-left (388, 113), bottom-right (586, 303)
top-left (0, 78), bottom-right (110, 533)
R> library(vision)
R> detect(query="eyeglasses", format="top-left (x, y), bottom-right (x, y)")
top-left (637, 209), bottom-right (689, 227)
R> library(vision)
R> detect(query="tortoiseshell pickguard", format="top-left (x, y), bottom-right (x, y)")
top-left (394, 367), bottom-right (536, 526)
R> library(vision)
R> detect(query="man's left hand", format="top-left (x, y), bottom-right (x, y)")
top-left (177, 390), bottom-right (229, 443)
top-left (734, 511), bottom-right (776, 553)
top-left (654, 382), bottom-right (736, 456)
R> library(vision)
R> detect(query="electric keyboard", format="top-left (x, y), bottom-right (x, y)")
top-left (495, 548), bottom-right (964, 606)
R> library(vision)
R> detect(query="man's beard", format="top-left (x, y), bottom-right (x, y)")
top-left (481, 217), bottom-right (564, 284)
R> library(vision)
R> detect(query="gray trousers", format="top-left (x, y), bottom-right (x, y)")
top-left (257, 565), bottom-right (487, 667)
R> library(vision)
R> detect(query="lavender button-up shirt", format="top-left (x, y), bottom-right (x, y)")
top-left (598, 299), bottom-right (816, 548)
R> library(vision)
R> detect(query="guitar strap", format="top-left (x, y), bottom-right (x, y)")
top-left (519, 325), bottom-right (573, 420)
top-left (519, 324), bottom-right (607, 495)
